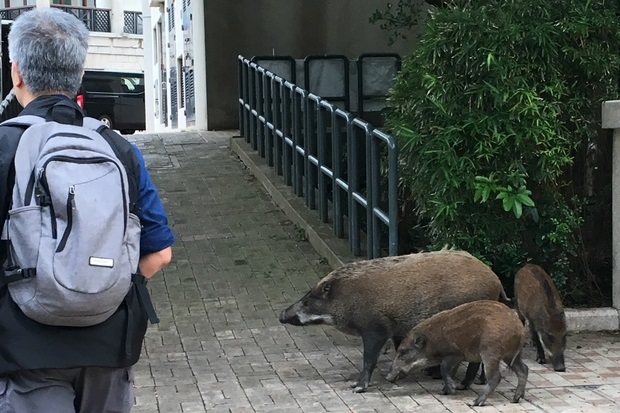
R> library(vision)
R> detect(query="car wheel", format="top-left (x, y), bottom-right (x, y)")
top-left (99, 115), bottom-right (113, 129)
top-left (120, 130), bottom-right (136, 135)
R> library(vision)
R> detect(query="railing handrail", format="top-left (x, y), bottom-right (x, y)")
top-left (0, 5), bottom-right (35, 11)
top-left (50, 4), bottom-right (111, 12)
top-left (238, 55), bottom-right (399, 259)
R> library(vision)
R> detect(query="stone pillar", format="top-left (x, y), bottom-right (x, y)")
top-left (602, 99), bottom-right (620, 309)
top-left (36, 0), bottom-right (50, 8)
top-left (111, 0), bottom-right (125, 34)
top-left (142, 0), bottom-right (155, 132)
top-left (191, 0), bottom-right (208, 129)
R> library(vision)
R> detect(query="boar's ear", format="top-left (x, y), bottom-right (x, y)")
top-left (319, 281), bottom-right (332, 299)
top-left (414, 334), bottom-right (427, 349)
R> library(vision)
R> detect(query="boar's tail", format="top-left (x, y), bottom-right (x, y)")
top-left (507, 347), bottom-right (521, 367)
top-left (498, 286), bottom-right (515, 309)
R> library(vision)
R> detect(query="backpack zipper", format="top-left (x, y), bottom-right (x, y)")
top-left (56, 185), bottom-right (75, 253)
top-left (37, 168), bottom-right (57, 238)
top-left (39, 155), bottom-right (128, 239)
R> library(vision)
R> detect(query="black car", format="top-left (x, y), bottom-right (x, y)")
top-left (76, 70), bottom-right (145, 134)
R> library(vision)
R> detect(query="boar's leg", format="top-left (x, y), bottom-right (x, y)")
top-left (392, 336), bottom-right (403, 350)
top-left (351, 328), bottom-right (390, 393)
top-left (440, 357), bottom-right (461, 395)
top-left (382, 336), bottom-right (402, 355)
top-left (472, 357), bottom-right (501, 406)
top-left (458, 362), bottom-right (481, 390)
top-left (507, 352), bottom-right (528, 403)
top-left (424, 365), bottom-right (443, 379)
top-left (477, 364), bottom-right (487, 384)
top-left (529, 324), bottom-right (547, 364)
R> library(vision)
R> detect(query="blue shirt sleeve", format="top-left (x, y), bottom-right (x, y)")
top-left (131, 144), bottom-right (176, 255)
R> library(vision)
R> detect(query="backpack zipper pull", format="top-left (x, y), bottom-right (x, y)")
top-left (35, 168), bottom-right (50, 206)
top-left (69, 185), bottom-right (76, 210)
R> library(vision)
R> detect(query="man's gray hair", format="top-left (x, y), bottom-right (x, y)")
top-left (8, 8), bottom-right (89, 96)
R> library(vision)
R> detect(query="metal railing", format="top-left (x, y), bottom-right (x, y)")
top-left (0, 6), bottom-right (34, 21)
top-left (124, 11), bottom-right (143, 35)
top-left (51, 5), bottom-right (111, 33)
top-left (0, 90), bottom-right (21, 123)
top-left (238, 55), bottom-right (398, 259)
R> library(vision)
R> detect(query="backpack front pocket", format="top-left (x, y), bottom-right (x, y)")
top-left (7, 205), bottom-right (43, 270)
top-left (47, 160), bottom-right (127, 293)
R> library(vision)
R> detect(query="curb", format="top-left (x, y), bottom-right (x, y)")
top-left (230, 136), bottom-right (620, 333)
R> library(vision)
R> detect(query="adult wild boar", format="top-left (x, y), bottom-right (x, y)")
top-left (385, 300), bottom-right (528, 406)
top-left (278, 249), bottom-right (508, 392)
top-left (514, 263), bottom-right (567, 372)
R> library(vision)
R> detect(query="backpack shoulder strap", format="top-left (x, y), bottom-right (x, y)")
top-left (93, 123), bottom-right (141, 214)
top-left (83, 117), bottom-right (105, 131)
top-left (0, 115), bottom-right (45, 128)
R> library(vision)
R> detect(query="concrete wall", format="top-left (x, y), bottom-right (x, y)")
top-left (203, 0), bottom-right (421, 130)
top-left (85, 33), bottom-right (144, 72)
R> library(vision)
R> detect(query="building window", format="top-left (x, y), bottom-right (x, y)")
top-left (5, 0), bottom-right (36, 7)
top-left (50, 0), bottom-right (96, 6)
top-left (177, 57), bottom-right (185, 109)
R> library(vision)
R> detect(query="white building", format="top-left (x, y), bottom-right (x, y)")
top-left (1, 0), bottom-right (145, 72)
top-left (140, 0), bottom-right (412, 133)
top-left (142, 0), bottom-right (206, 132)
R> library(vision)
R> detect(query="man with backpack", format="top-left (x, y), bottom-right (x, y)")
top-left (0, 8), bottom-right (175, 412)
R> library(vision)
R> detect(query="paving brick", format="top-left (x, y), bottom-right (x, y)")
top-left (129, 131), bottom-right (620, 412)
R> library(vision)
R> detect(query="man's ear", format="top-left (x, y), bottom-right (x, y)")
top-left (11, 62), bottom-right (23, 88)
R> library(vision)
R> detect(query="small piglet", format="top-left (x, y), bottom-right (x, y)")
top-left (385, 300), bottom-right (528, 406)
top-left (514, 263), bottom-right (567, 372)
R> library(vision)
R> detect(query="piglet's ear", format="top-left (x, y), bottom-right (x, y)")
top-left (414, 334), bottom-right (427, 349)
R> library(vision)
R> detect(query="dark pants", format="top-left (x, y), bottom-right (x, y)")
top-left (0, 367), bottom-right (133, 413)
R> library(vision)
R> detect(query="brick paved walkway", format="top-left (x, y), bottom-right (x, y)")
top-left (129, 131), bottom-right (620, 413)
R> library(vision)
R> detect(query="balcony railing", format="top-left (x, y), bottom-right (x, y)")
top-left (0, 6), bottom-right (35, 21)
top-left (124, 11), bottom-right (143, 35)
top-left (51, 5), bottom-right (111, 33)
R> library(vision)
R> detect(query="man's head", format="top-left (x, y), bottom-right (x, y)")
top-left (8, 8), bottom-right (89, 105)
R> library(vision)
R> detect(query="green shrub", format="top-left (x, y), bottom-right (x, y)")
top-left (383, 0), bottom-right (620, 304)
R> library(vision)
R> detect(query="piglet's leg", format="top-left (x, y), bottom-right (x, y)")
top-left (473, 357), bottom-right (501, 406)
top-left (351, 328), bottom-right (389, 393)
top-left (440, 358), bottom-right (461, 395)
top-left (508, 353), bottom-right (528, 403)
top-left (530, 324), bottom-right (547, 364)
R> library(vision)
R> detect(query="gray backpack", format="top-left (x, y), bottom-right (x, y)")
top-left (0, 115), bottom-right (141, 327)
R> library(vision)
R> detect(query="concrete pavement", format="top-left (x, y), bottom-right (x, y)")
top-left (128, 131), bottom-right (620, 413)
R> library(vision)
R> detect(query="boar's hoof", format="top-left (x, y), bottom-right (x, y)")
top-left (472, 395), bottom-right (488, 407)
top-left (442, 384), bottom-right (456, 395)
top-left (553, 363), bottom-right (566, 372)
top-left (350, 381), bottom-right (368, 393)
top-left (456, 383), bottom-right (469, 391)
top-left (512, 390), bottom-right (525, 403)
top-left (536, 355), bottom-right (547, 365)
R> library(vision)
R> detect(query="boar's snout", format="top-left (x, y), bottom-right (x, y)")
top-left (385, 366), bottom-right (402, 383)
top-left (279, 307), bottom-right (302, 325)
